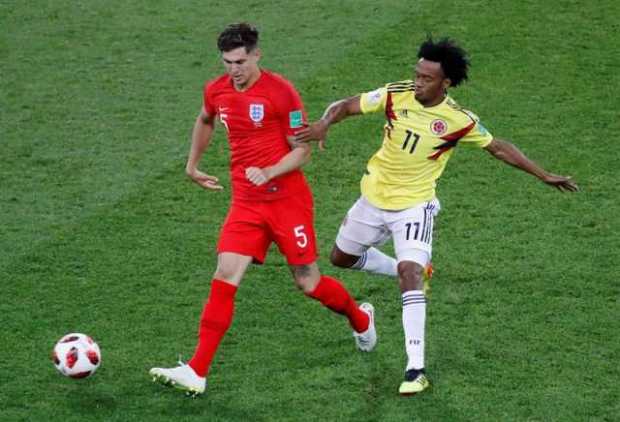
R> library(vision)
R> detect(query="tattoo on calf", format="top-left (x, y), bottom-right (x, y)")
top-left (294, 265), bottom-right (312, 278)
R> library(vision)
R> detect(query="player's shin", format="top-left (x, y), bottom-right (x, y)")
top-left (402, 290), bottom-right (426, 370)
top-left (188, 279), bottom-right (238, 377)
top-left (306, 275), bottom-right (369, 333)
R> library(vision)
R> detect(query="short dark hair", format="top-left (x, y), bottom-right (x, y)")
top-left (217, 23), bottom-right (259, 53)
top-left (417, 37), bottom-right (469, 87)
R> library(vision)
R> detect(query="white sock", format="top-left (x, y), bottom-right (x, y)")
top-left (351, 247), bottom-right (397, 276)
top-left (402, 290), bottom-right (426, 370)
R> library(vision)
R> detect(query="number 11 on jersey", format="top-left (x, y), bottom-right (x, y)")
top-left (402, 130), bottom-right (420, 154)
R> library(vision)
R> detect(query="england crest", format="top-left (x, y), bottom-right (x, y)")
top-left (249, 103), bottom-right (264, 122)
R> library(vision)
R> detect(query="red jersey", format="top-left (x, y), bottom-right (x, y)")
top-left (203, 70), bottom-right (310, 201)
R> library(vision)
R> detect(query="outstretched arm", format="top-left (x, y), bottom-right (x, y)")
top-left (484, 138), bottom-right (578, 192)
top-left (294, 95), bottom-right (362, 150)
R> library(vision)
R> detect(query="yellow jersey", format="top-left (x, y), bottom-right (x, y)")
top-left (359, 80), bottom-right (494, 210)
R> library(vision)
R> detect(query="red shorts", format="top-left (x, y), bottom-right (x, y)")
top-left (217, 191), bottom-right (318, 265)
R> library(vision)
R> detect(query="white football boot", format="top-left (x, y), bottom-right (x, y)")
top-left (150, 362), bottom-right (206, 397)
top-left (353, 302), bottom-right (377, 352)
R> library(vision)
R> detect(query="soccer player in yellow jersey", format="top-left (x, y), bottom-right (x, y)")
top-left (295, 37), bottom-right (578, 396)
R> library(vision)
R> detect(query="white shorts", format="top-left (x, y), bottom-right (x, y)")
top-left (335, 196), bottom-right (441, 267)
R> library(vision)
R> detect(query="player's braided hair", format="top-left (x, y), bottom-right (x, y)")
top-left (418, 37), bottom-right (469, 87)
top-left (217, 22), bottom-right (259, 53)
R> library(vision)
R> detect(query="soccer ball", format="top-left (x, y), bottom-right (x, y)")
top-left (52, 333), bottom-right (101, 379)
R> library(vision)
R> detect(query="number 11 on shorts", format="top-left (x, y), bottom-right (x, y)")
top-left (405, 222), bottom-right (420, 240)
top-left (294, 225), bottom-right (308, 248)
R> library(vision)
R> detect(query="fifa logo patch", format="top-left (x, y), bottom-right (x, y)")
top-left (249, 104), bottom-right (264, 122)
top-left (289, 110), bottom-right (303, 129)
top-left (430, 119), bottom-right (447, 136)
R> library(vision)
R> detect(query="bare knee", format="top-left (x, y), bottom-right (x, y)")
top-left (397, 261), bottom-right (424, 293)
top-left (290, 263), bottom-right (321, 294)
top-left (213, 253), bottom-right (251, 285)
top-left (214, 263), bottom-right (239, 283)
top-left (329, 245), bottom-right (360, 268)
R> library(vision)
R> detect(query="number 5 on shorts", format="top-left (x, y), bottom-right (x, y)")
top-left (294, 225), bottom-right (308, 248)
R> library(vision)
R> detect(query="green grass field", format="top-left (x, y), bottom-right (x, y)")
top-left (2, 1), bottom-right (619, 420)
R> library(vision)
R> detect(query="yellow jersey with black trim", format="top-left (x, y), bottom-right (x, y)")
top-left (359, 80), bottom-right (493, 210)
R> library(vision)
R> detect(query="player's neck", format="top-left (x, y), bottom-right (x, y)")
top-left (420, 93), bottom-right (447, 108)
top-left (233, 69), bottom-right (262, 92)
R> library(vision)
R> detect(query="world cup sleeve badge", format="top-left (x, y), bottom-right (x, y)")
top-left (289, 110), bottom-right (303, 129)
top-left (249, 103), bottom-right (264, 126)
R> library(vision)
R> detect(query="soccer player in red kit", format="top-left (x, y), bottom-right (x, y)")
top-left (149, 23), bottom-right (376, 396)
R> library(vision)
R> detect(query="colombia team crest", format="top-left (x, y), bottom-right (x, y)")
top-left (249, 103), bottom-right (264, 122)
top-left (430, 119), bottom-right (448, 136)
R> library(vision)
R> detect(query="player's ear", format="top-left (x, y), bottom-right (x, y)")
top-left (442, 78), bottom-right (451, 90)
top-left (252, 47), bottom-right (261, 62)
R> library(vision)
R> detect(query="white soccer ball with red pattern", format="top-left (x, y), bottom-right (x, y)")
top-left (52, 333), bottom-right (101, 378)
